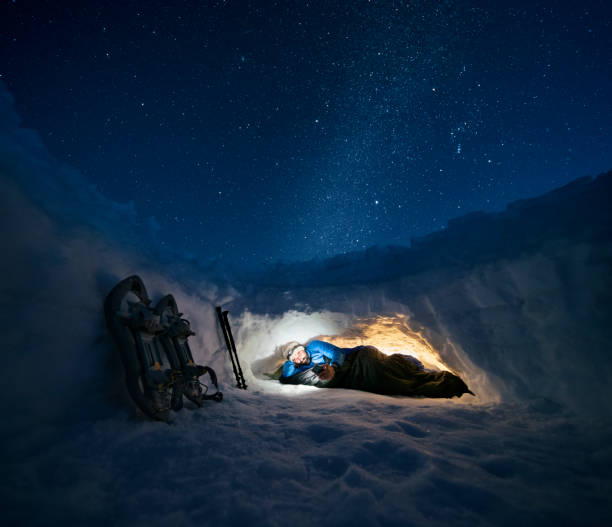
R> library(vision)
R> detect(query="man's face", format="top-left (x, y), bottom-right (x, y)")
top-left (291, 348), bottom-right (309, 366)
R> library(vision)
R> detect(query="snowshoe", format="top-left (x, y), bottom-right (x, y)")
top-left (156, 295), bottom-right (223, 405)
top-left (104, 275), bottom-right (184, 421)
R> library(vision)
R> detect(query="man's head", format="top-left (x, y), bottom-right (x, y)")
top-left (287, 344), bottom-right (309, 366)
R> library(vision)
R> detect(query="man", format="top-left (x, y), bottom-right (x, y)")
top-left (280, 340), bottom-right (473, 398)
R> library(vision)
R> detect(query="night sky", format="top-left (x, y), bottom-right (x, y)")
top-left (2, 1), bottom-right (611, 268)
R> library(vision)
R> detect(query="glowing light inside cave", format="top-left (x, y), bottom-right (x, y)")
top-left (242, 311), bottom-right (456, 391)
top-left (318, 314), bottom-right (450, 372)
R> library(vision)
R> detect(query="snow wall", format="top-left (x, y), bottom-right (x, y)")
top-left (0, 81), bottom-right (237, 431)
top-left (237, 172), bottom-right (612, 417)
top-left (2, 78), bottom-right (612, 432)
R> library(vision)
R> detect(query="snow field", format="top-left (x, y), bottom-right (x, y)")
top-left (4, 387), bottom-right (611, 526)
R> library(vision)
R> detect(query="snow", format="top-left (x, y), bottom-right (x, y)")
top-left (2, 80), bottom-right (612, 525)
top-left (4, 390), bottom-right (612, 526)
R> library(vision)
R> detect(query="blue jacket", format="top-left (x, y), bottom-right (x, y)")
top-left (281, 340), bottom-right (353, 379)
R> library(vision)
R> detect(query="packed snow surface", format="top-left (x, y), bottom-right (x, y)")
top-left (5, 389), bottom-right (612, 526)
top-left (2, 80), bottom-right (612, 525)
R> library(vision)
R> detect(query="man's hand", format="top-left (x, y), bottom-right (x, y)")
top-left (317, 363), bottom-right (335, 381)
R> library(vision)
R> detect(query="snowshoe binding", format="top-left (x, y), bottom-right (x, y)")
top-left (104, 275), bottom-right (222, 422)
top-left (156, 294), bottom-right (223, 405)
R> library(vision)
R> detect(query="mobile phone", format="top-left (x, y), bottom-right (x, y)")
top-left (313, 364), bottom-right (324, 374)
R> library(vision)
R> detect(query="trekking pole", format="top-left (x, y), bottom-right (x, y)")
top-left (215, 306), bottom-right (246, 390)
top-left (222, 310), bottom-right (247, 390)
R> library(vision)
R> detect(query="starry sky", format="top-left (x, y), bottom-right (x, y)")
top-left (2, 1), bottom-right (611, 268)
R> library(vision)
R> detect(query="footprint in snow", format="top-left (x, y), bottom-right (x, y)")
top-left (305, 424), bottom-right (345, 443)
top-left (397, 421), bottom-right (429, 438)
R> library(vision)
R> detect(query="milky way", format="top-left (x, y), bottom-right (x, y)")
top-left (2, 1), bottom-right (611, 267)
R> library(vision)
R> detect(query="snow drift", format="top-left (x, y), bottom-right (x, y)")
top-left (2, 79), bottom-right (612, 525)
